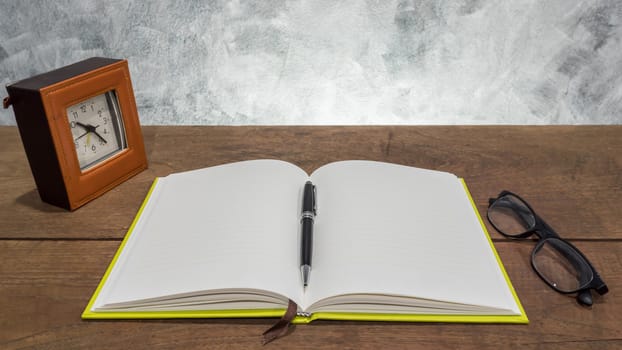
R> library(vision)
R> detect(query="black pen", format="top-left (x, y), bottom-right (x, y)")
top-left (300, 181), bottom-right (316, 288)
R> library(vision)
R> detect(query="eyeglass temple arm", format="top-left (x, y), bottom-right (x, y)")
top-left (591, 273), bottom-right (609, 295)
top-left (577, 276), bottom-right (608, 306)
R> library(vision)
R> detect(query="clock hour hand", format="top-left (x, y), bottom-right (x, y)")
top-left (73, 122), bottom-right (91, 141)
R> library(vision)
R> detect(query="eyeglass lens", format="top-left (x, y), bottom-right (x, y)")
top-left (532, 238), bottom-right (593, 292)
top-left (488, 194), bottom-right (536, 236)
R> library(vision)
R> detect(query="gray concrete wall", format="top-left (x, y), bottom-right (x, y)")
top-left (1, 0), bottom-right (621, 125)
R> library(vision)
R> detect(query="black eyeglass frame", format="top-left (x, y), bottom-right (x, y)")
top-left (487, 190), bottom-right (608, 306)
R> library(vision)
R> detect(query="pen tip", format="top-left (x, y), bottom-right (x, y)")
top-left (301, 264), bottom-right (311, 288)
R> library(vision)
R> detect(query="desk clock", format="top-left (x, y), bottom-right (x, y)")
top-left (3, 57), bottom-right (147, 210)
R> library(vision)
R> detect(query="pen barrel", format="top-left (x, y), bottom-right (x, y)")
top-left (301, 217), bottom-right (313, 265)
top-left (302, 182), bottom-right (315, 212)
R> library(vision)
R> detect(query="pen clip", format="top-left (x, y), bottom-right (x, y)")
top-left (312, 185), bottom-right (317, 215)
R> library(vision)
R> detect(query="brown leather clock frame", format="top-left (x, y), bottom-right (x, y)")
top-left (4, 57), bottom-right (147, 210)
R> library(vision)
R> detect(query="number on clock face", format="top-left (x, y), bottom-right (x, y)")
top-left (67, 91), bottom-right (127, 170)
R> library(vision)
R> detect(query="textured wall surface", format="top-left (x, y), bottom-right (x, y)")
top-left (1, 0), bottom-right (621, 125)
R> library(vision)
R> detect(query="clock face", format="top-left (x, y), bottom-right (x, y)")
top-left (67, 91), bottom-right (127, 170)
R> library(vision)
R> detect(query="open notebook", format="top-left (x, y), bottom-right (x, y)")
top-left (83, 160), bottom-right (527, 324)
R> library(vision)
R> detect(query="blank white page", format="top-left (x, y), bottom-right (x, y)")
top-left (305, 161), bottom-right (519, 314)
top-left (94, 160), bottom-right (308, 309)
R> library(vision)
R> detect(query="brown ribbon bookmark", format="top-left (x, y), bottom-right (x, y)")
top-left (261, 299), bottom-right (298, 345)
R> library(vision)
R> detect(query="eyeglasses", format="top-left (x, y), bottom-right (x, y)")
top-left (487, 191), bottom-right (608, 306)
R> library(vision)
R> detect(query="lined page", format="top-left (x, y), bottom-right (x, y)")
top-left (94, 160), bottom-right (308, 309)
top-left (305, 161), bottom-right (519, 314)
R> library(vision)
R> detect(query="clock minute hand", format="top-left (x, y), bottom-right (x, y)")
top-left (75, 122), bottom-right (107, 144)
top-left (91, 128), bottom-right (108, 144)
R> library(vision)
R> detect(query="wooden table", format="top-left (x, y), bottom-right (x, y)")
top-left (1, 126), bottom-right (620, 349)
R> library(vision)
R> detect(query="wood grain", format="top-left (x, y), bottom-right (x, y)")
top-left (1, 126), bottom-right (621, 239)
top-left (1, 126), bottom-right (621, 349)
top-left (0, 240), bottom-right (619, 350)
